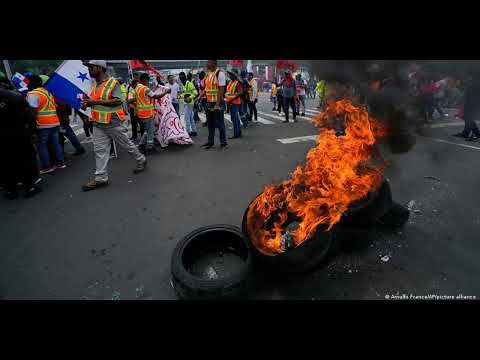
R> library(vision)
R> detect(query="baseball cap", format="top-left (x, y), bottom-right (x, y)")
top-left (85, 60), bottom-right (107, 69)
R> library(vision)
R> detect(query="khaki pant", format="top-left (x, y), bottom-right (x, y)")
top-left (93, 124), bottom-right (146, 182)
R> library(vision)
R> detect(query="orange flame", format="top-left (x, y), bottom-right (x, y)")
top-left (246, 100), bottom-right (388, 256)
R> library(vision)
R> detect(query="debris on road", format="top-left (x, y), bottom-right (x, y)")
top-left (424, 176), bottom-right (441, 182)
top-left (205, 266), bottom-right (219, 280)
top-left (380, 255), bottom-right (390, 262)
top-left (407, 200), bottom-right (416, 210)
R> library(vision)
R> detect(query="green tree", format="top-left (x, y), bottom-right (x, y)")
top-left (8, 60), bottom-right (63, 75)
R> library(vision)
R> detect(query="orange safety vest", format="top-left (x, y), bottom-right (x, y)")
top-left (28, 87), bottom-right (60, 127)
top-left (205, 69), bottom-right (220, 102)
top-left (134, 83), bottom-right (155, 119)
top-left (90, 77), bottom-right (126, 124)
top-left (224, 80), bottom-right (241, 105)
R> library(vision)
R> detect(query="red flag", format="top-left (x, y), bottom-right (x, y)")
top-left (229, 60), bottom-right (244, 67)
top-left (276, 60), bottom-right (298, 72)
top-left (128, 60), bottom-right (163, 78)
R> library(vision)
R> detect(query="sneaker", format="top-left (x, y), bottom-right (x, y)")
top-left (201, 142), bottom-right (213, 147)
top-left (301, 113), bottom-right (305, 117)
top-left (133, 159), bottom-right (147, 174)
top-left (40, 167), bottom-right (55, 174)
top-left (34, 177), bottom-right (43, 186)
top-left (190, 132), bottom-right (198, 137)
top-left (203, 144), bottom-right (214, 150)
top-left (282, 120), bottom-right (289, 123)
top-left (55, 162), bottom-right (67, 169)
top-left (452, 132), bottom-right (468, 138)
top-left (24, 186), bottom-right (41, 198)
top-left (219, 144), bottom-right (228, 149)
top-left (465, 135), bottom-right (480, 142)
top-left (82, 179), bottom-right (109, 192)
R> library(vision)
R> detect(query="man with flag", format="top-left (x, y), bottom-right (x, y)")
top-left (80, 60), bottom-right (147, 192)
top-left (26, 74), bottom-right (66, 174)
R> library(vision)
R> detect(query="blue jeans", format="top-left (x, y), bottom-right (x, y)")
top-left (172, 102), bottom-right (180, 116)
top-left (37, 127), bottom-right (64, 169)
top-left (142, 118), bottom-right (155, 146)
top-left (229, 103), bottom-right (242, 138)
top-left (206, 103), bottom-right (227, 145)
top-left (184, 103), bottom-right (197, 133)
top-left (62, 124), bottom-right (83, 152)
top-left (239, 100), bottom-right (249, 127)
top-left (463, 107), bottom-right (480, 137)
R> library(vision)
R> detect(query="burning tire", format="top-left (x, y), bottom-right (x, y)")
top-left (377, 201), bottom-right (410, 228)
top-left (170, 225), bottom-right (252, 300)
top-left (340, 180), bottom-right (393, 227)
top-left (241, 198), bottom-right (339, 274)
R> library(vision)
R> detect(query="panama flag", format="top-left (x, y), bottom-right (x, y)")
top-left (11, 72), bottom-right (30, 96)
top-left (45, 60), bottom-right (92, 116)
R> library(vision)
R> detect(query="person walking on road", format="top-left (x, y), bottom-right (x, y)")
top-left (0, 71), bottom-right (42, 199)
top-left (80, 60), bottom-right (147, 192)
top-left (452, 74), bottom-right (480, 142)
top-left (279, 71), bottom-right (297, 123)
top-left (198, 71), bottom-right (207, 127)
top-left (129, 72), bottom-right (167, 154)
top-left (247, 72), bottom-right (258, 123)
top-left (225, 69), bottom-right (243, 139)
top-left (295, 73), bottom-right (307, 116)
top-left (166, 75), bottom-right (180, 116)
top-left (127, 79), bottom-right (144, 142)
top-left (239, 70), bottom-right (250, 128)
top-left (271, 80), bottom-right (278, 110)
top-left (179, 72), bottom-right (198, 137)
top-left (26, 75), bottom-right (67, 174)
top-left (202, 60), bottom-right (227, 150)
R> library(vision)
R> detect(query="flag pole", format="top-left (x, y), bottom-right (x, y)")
top-left (2, 60), bottom-right (14, 86)
top-left (127, 60), bottom-right (133, 81)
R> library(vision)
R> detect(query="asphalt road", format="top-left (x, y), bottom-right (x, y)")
top-left (1, 95), bottom-right (479, 300)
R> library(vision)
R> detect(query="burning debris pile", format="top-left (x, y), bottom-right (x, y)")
top-left (246, 100), bottom-right (388, 256)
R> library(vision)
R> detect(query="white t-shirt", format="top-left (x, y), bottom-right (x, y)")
top-left (27, 93), bottom-right (40, 108)
top-left (217, 71), bottom-right (226, 87)
top-left (166, 82), bottom-right (180, 103)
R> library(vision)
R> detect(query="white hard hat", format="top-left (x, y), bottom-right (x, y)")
top-left (85, 60), bottom-right (107, 69)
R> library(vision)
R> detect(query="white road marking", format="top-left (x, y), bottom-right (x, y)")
top-left (305, 108), bottom-right (320, 114)
top-left (277, 135), bottom-right (317, 144)
top-left (425, 120), bottom-right (480, 129)
top-left (257, 110), bottom-right (312, 123)
top-left (424, 137), bottom-right (480, 151)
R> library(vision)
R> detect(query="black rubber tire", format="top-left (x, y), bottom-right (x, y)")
top-left (337, 224), bottom-right (376, 252)
top-left (171, 224), bottom-right (253, 300)
top-left (341, 180), bottom-right (393, 227)
top-left (241, 196), bottom-right (338, 274)
top-left (377, 201), bottom-right (410, 228)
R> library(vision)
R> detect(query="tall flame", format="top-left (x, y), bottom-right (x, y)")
top-left (246, 100), bottom-right (388, 256)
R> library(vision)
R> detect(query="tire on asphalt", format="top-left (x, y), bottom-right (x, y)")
top-left (377, 201), bottom-right (410, 228)
top-left (171, 224), bottom-right (253, 300)
top-left (242, 195), bottom-right (338, 274)
top-left (341, 180), bottom-right (393, 227)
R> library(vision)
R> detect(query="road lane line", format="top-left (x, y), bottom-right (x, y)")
top-left (257, 110), bottom-right (312, 123)
top-left (425, 120), bottom-right (480, 129)
top-left (424, 137), bottom-right (480, 151)
top-left (277, 135), bottom-right (317, 144)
